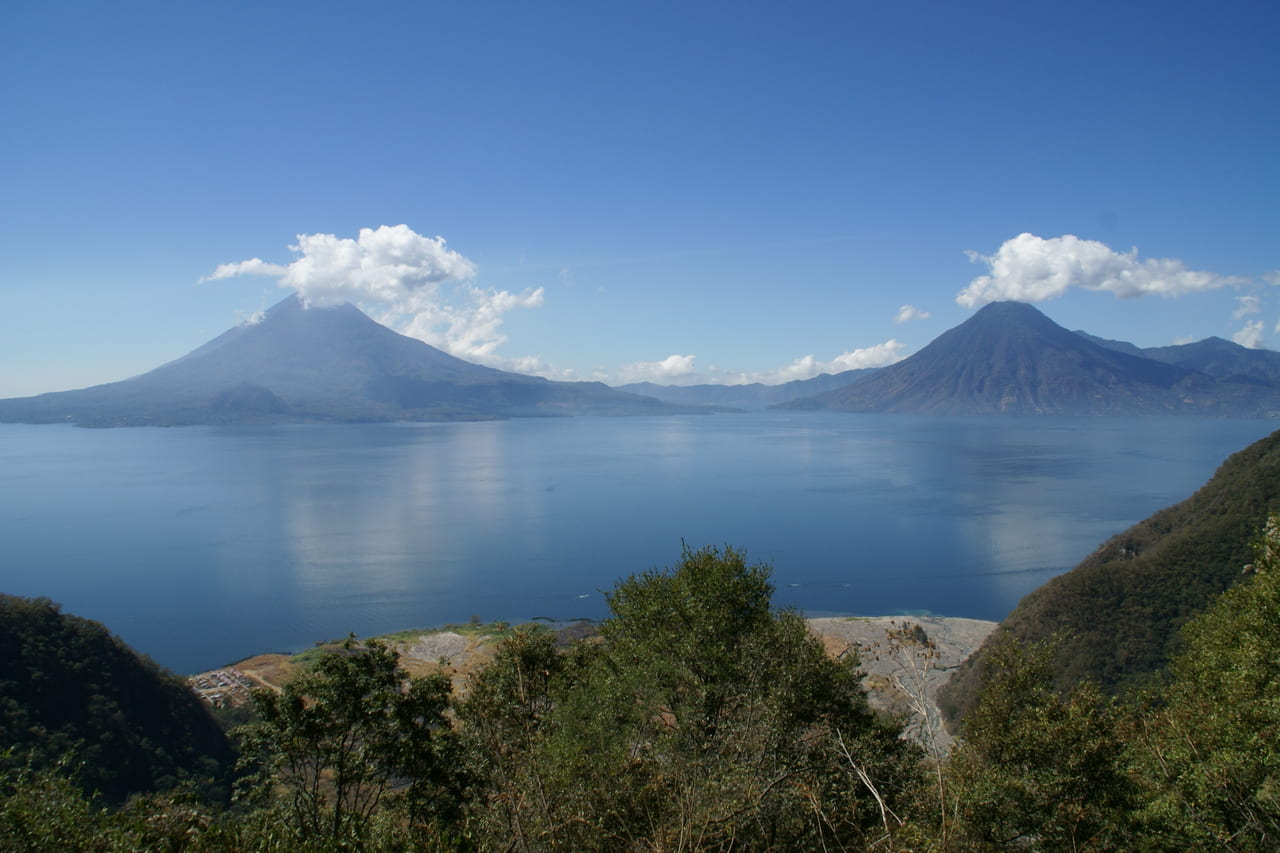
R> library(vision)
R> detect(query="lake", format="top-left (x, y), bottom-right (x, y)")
top-left (1, 412), bottom-right (1274, 674)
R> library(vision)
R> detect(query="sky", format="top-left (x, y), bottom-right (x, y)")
top-left (2, 0), bottom-right (1278, 397)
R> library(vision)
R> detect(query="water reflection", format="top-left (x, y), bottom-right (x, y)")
top-left (273, 422), bottom-right (557, 612)
top-left (1, 414), bottom-right (1274, 673)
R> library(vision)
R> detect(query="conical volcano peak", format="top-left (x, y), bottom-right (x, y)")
top-left (963, 300), bottom-right (1065, 330)
top-left (0, 296), bottom-right (702, 425)
top-left (780, 301), bottom-right (1280, 416)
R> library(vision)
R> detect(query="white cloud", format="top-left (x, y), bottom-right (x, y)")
top-left (957, 233), bottom-right (1246, 308)
top-left (894, 304), bottom-right (931, 323)
top-left (201, 258), bottom-right (287, 282)
top-left (720, 340), bottom-right (906, 385)
top-left (1265, 270), bottom-right (1280, 287)
top-left (1234, 295), bottom-right (1261, 319)
top-left (1233, 320), bottom-right (1265, 349)
top-left (507, 357), bottom-right (581, 381)
top-left (393, 285), bottom-right (545, 365)
top-left (204, 225), bottom-right (543, 368)
top-left (611, 342), bottom-right (905, 387)
top-left (290, 225), bottom-right (476, 306)
top-left (616, 354), bottom-right (699, 384)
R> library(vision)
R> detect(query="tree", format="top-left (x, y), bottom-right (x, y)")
top-left (0, 761), bottom-right (112, 852)
top-left (945, 634), bottom-right (1135, 851)
top-left (1128, 514), bottom-right (1280, 851)
top-left (456, 627), bottom-right (569, 851)
top-left (235, 636), bottom-right (457, 846)
top-left (460, 545), bottom-right (920, 851)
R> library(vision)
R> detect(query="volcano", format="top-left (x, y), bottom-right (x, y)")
top-left (781, 301), bottom-right (1280, 416)
top-left (0, 296), bottom-right (703, 426)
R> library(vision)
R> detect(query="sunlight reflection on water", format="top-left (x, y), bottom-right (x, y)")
top-left (0, 413), bottom-right (1273, 672)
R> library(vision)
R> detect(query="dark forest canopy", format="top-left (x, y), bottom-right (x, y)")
top-left (0, 595), bottom-right (234, 804)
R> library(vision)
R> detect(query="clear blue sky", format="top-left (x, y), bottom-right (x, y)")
top-left (2, 0), bottom-right (1277, 396)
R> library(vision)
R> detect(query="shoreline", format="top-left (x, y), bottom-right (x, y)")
top-left (189, 615), bottom-right (997, 748)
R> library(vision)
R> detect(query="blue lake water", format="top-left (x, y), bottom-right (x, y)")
top-left (1, 412), bottom-right (1275, 674)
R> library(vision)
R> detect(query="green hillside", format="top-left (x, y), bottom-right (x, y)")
top-left (941, 425), bottom-right (1280, 721)
top-left (0, 595), bottom-right (234, 804)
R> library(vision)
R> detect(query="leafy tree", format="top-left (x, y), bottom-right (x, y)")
top-left (456, 626), bottom-right (570, 850)
top-left (461, 545), bottom-right (920, 851)
top-left (1128, 514), bottom-right (1280, 851)
top-left (0, 759), bottom-right (245, 853)
top-left (592, 545), bottom-right (918, 848)
top-left (0, 760), bottom-right (112, 852)
top-left (235, 636), bottom-right (457, 846)
top-left (945, 635), bottom-right (1136, 851)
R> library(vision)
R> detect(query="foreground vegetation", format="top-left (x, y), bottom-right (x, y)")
top-left (4, 532), bottom-right (1280, 850)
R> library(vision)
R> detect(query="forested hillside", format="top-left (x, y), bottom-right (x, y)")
top-left (0, 595), bottom-right (234, 804)
top-left (941, 425), bottom-right (1280, 720)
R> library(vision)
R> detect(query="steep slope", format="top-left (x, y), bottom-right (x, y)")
top-left (0, 296), bottom-right (701, 426)
top-left (0, 595), bottom-right (234, 804)
top-left (617, 368), bottom-right (877, 409)
top-left (939, 426), bottom-right (1280, 721)
top-left (781, 301), bottom-right (1280, 416)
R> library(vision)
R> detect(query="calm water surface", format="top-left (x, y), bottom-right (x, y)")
top-left (1, 412), bottom-right (1274, 673)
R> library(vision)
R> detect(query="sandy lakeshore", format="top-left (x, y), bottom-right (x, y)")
top-left (191, 615), bottom-right (997, 751)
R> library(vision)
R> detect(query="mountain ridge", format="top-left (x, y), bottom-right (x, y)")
top-left (10, 296), bottom-right (1280, 424)
top-left (780, 301), bottom-right (1280, 416)
top-left (0, 296), bottom-right (709, 426)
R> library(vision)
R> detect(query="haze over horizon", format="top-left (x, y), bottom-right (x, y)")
top-left (3, 1), bottom-right (1277, 398)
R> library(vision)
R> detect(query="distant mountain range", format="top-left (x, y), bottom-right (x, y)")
top-left (7, 296), bottom-right (1280, 426)
top-left (616, 369), bottom-right (877, 410)
top-left (0, 296), bottom-right (708, 426)
top-left (1082, 332), bottom-right (1280, 383)
top-left (778, 301), bottom-right (1280, 416)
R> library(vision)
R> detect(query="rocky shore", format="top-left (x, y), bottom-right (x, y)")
top-left (810, 615), bottom-right (998, 751)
